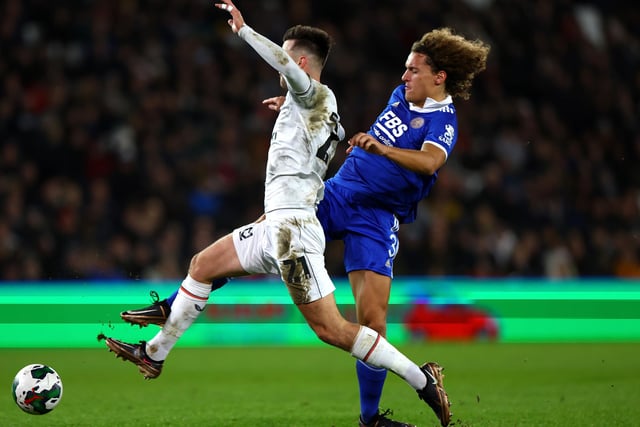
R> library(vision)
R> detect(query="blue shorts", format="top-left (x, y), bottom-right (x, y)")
top-left (317, 180), bottom-right (399, 278)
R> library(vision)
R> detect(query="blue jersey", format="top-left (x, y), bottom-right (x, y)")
top-left (328, 85), bottom-right (457, 223)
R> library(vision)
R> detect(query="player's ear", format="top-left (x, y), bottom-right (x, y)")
top-left (435, 70), bottom-right (446, 84)
top-left (297, 55), bottom-right (307, 69)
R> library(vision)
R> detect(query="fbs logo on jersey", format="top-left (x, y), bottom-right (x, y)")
top-left (374, 110), bottom-right (408, 145)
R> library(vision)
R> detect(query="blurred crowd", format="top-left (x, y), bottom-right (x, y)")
top-left (1, 0), bottom-right (639, 281)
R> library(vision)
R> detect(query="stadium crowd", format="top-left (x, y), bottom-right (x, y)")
top-left (1, 0), bottom-right (639, 281)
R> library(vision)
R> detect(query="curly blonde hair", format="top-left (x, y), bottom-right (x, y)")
top-left (411, 28), bottom-right (490, 100)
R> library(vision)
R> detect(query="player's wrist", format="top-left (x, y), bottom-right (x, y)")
top-left (237, 24), bottom-right (250, 37)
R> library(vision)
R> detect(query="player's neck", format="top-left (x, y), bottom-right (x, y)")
top-left (428, 89), bottom-right (448, 103)
top-left (416, 91), bottom-right (449, 107)
top-left (301, 62), bottom-right (321, 82)
top-left (308, 70), bottom-right (321, 82)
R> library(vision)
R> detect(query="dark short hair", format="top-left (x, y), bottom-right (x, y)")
top-left (283, 25), bottom-right (333, 66)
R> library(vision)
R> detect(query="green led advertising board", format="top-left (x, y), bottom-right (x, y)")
top-left (1, 278), bottom-right (639, 347)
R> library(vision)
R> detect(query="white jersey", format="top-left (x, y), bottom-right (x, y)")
top-left (238, 26), bottom-right (345, 213)
top-left (233, 26), bottom-right (344, 303)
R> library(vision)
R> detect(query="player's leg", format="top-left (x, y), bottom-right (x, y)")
top-left (342, 205), bottom-right (399, 425)
top-left (350, 269), bottom-right (394, 426)
top-left (166, 275), bottom-right (228, 306)
top-left (144, 233), bottom-right (246, 359)
top-left (105, 232), bottom-right (248, 377)
top-left (350, 270), bottom-right (391, 337)
top-left (119, 277), bottom-right (228, 327)
top-left (295, 295), bottom-right (451, 426)
top-left (277, 217), bottom-right (450, 426)
top-left (119, 216), bottom-right (269, 327)
top-left (295, 293), bottom-right (430, 387)
top-left (317, 185), bottom-right (414, 425)
top-left (165, 214), bottom-right (266, 307)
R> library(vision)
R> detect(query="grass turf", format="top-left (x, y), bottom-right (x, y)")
top-left (1, 342), bottom-right (639, 426)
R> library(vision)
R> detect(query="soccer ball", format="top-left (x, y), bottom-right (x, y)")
top-left (11, 364), bottom-right (63, 415)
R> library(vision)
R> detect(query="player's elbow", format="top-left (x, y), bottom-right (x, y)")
top-left (412, 158), bottom-right (440, 175)
top-left (422, 162), bottom-right (441, 176)
top-left (417, 144), bottom-right (447, 175)
top-left (420, 152), bottom-right (447, 175)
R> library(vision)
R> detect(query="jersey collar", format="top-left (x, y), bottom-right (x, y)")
top-left (409, 95), bottom-right (453, 113)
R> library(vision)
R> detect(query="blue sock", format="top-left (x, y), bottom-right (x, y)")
top-left (166, 277), bottom-right (228, 306)
top-left (166, 289), bottom-right (178, 306)
top-left (210, 277), bottom-right (228, 291)
top-left (356, 359), bottom-right (387, 424)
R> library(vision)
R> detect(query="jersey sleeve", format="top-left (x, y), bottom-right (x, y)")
top-left (423, 113), bottom-right (457, 158)
top-left (238, 25), bottom-right (311, 95)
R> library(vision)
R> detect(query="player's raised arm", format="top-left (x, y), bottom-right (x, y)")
top-left (215, 1), bottom-right (310, 94)
top-left (214, 0), bottom-right (245, 33)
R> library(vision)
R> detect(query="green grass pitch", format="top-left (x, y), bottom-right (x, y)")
top-left (2, 342), bottom-right (639, 426)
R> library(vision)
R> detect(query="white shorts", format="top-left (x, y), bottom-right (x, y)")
top-left (232, 209), bottom-right (336, 304)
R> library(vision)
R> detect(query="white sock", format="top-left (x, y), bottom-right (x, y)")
top-left (350, 326), bottom-right (427, 390)
top-left (146, 275), bottom-right (211, 361)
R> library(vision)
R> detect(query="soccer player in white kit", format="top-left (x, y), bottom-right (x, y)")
top-left (104, 1), bottom-right (451, 425)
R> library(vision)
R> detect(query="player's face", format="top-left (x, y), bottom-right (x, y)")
top-left (401, 52), bottom-right (440, 105)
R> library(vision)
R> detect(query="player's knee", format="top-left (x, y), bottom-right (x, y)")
top-left (188, 253), bottom-right (208, 282)
top-left (188, 253), bottom-right (198, 270)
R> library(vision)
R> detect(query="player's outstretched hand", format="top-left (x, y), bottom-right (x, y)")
top-left (347, 132), bottom-right (387, 156)
top-left (262, 96), bottom-right (285, 112)
top-left (214, 0), bottom-right (245, 33)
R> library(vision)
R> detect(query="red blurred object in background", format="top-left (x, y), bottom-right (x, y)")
top-left (404, 301), bottom-right (498, 341)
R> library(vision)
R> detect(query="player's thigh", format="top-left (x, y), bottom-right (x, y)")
top-left (233, 220), bottom-right (278, 275)
top-left (276, 217), bottom-right (335, 304)
top-left (342, 207), bottom-right (398, 277)
top-left (190, 233), bottom-right (246, 281)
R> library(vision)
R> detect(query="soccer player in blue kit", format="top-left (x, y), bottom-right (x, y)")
top-left (317, 28), bottom-right (489, 427)
top-left (117, 23), bottom-right (489, 427)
